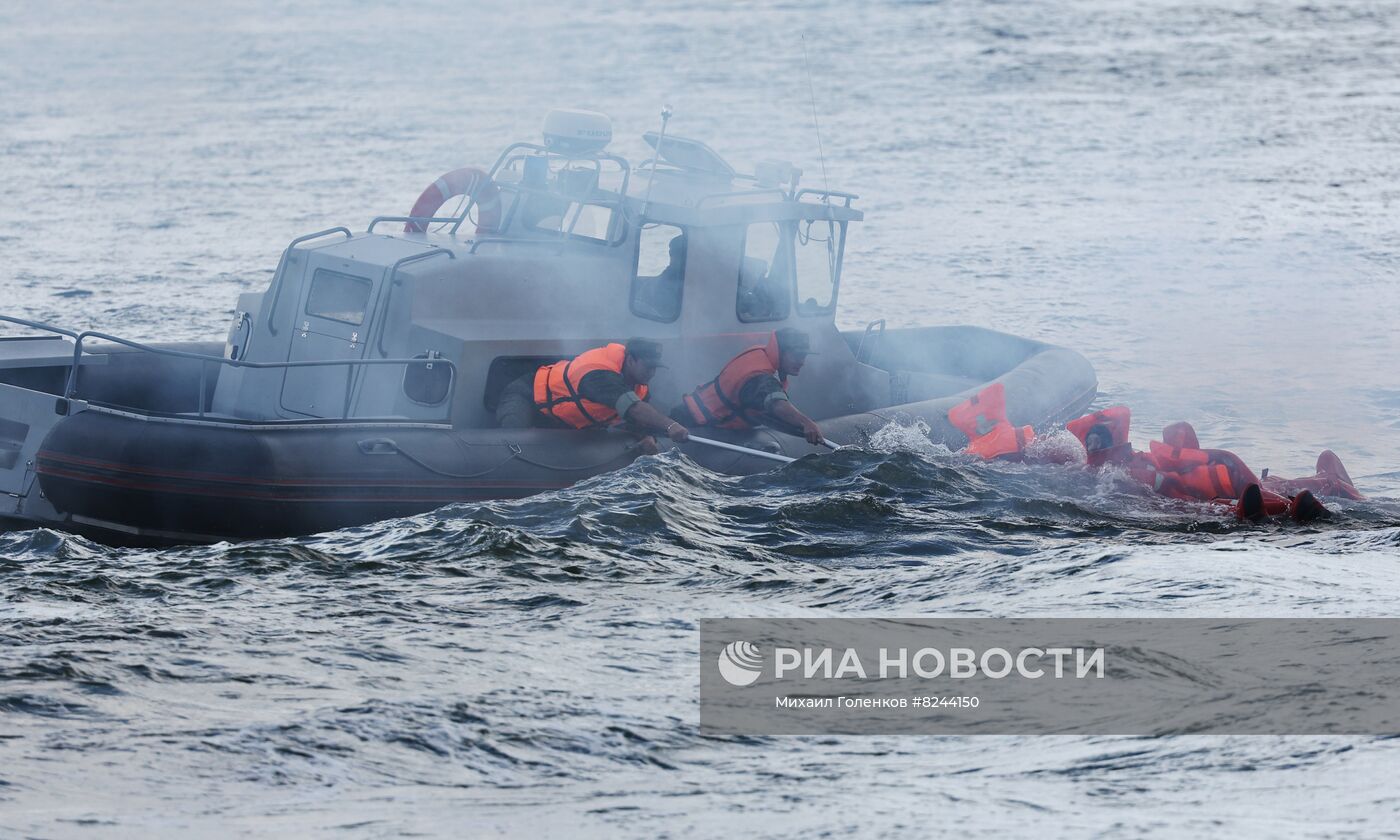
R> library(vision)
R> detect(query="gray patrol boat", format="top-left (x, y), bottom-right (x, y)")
top-left (0, 109), bottom-right (1096, 545)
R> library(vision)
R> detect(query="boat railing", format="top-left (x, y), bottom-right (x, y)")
top-left (795, 188), bottom-right (858, 208)
top-left (487, 142), bottom-right (631, 189)
top-left (61, 331), bottom-right (457, 424)
top-left (367, 216), bottom-right (461, 234)
top-left (0, 314), bottom-right (80, 340)
top-left (376, 185), bottom-right (630, 249)
top-left (494, 181), bottom-right (630, 244)
top-left (265, 227), bottom-right (354, 336)
top-left (484, 143), bottom-right (632, 238)
top-left (372, 249), bottom-right (455, 357)
top-left (855, 318), bottom-right (886, 364)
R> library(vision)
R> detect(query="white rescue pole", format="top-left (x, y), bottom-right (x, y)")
top-left (686, 435), bottom-right (796, 464)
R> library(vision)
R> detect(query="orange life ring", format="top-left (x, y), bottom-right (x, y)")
top-left (404, 167), bottom-right (502, 234)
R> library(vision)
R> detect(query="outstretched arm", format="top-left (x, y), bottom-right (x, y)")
top-left (770, 400), bottom-right (823, 445)
top-left (624, 400), bottom-right (689, 441)
top-left (576, 370), bottom-right (690, 445)
top-left (735, 374), bottom-right (824, 445)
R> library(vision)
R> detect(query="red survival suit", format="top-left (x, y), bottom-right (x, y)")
top-left (948, 387), bottom-right (1361, 519)
top-left (1146, 420), bottom-right (1362, 502)
top-left (1065, 408), bottom-right (1362, 519)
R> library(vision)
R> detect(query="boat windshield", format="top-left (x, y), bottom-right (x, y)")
top-left (738, 219), bottom-right (844, 321)
top-left (795, 218), bottom-right (843, 315)
top-left (531, 201), bottom-right (615, 243)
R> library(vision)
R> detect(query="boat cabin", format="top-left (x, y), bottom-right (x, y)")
top-left (211, 109), bottom-right (867, 428)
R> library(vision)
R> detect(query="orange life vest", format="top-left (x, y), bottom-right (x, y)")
top-left (533, 343), bottom-right (648, 429)
top-left (682, 332), bottom-right (787, 429)
top-left (966, 421), bottom-right (1035, 460)
top-left (949, 382), bottom-right (1010, 439)
top-left (1167, 462), bottom-right (1236, 501)
top-left (948, 382), bottom-right (1034, 459)
top-left (1066, 406), bottom-right (1132, 466)
top-left (1146, 439), bottom-right (1258, 501)
top-left (1147, 439), bottom-right (1208, 471)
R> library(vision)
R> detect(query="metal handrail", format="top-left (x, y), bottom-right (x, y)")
top-left (856, 319), bottom-right (886, 364)
top-left (487, 143), bottom-right (631, 187)
top-left (266, 227), bottom-right (353, 336)
top-left (795, 188), bottom-right (858, 207)
top-left (486, 142), bottom-right (550, 180)
top-left (367, 215), bottom-right (461, 234)
top-left (372, 248), bottom-right (455, 357)
top-left (473, 145), bottom-right (631, 238)
top-left (467, 181), bottom-right (629, 250)
top-left (63, 331), bottom-right (457, 423)
top-left (0, 314), bottom-right (80, 340)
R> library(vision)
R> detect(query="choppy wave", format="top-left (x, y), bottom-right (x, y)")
top-left (4, 443), bottom-right (1400, 832)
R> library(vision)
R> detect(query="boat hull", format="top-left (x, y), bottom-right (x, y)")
top-left (21, 325), bottom-right (1096, 545)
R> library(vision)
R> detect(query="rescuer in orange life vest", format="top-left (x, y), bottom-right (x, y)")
top-left (495, 338), bottom-right (690, 453)
top-left (947, 384), bottom-right (1362, 523)
top-left (671, 328), bottom-right (826, 445)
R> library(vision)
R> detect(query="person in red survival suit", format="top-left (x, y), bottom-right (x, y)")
top-left (947, 386), bottom-right (1359, 522)
top-left (945, 382), bottom-right (1035, 460)
top-left (1066, 409), bottom-right (1356, 523)
top-left (1155, 420), bottom-right (1364, 503)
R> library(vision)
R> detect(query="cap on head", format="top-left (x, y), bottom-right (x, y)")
top-left (624, 337), bottom-right (665, 367)
top-left (774, 328), bottom-right (813, 356)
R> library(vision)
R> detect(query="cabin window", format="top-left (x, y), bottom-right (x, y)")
top-left (531, 200), bottom-right (616, 244)
top-left (795, 219), bottom-right (842, 315)
top-left (737, 221), bottom-right (792, 322)
top-left (520, 190), bottom-right (570, 231)
top-left (631, 224), bottom-right (686, 322)
top-left (305, 269), bottom-right (372, 326)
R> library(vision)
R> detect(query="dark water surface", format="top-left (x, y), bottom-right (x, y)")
top-left (3, 0), bottom-right (1400, 835)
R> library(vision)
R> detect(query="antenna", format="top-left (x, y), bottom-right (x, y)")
top-left (640, 103), bottom-right (673, 221)
top-left (801, 35), bottom-right (830, 198)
